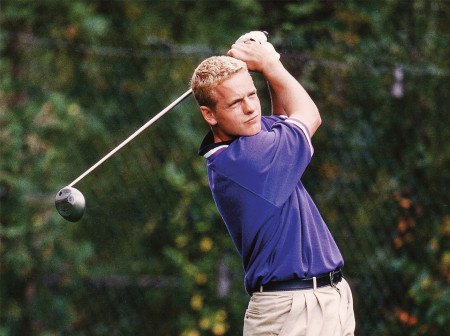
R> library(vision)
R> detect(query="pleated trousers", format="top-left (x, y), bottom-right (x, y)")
top-left (243, 278), bottom-right (355, 336)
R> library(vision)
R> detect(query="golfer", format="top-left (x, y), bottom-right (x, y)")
top-left (191, 32), bottom-right (355, 336)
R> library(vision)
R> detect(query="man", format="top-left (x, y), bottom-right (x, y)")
top-left (191, 32), bottom-right (355, 336)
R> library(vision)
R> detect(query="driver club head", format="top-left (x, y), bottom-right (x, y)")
top-left (55, 186), bottom-right (86, 222)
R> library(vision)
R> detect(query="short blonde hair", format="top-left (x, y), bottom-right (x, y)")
top-left (191, 56), bottom-right (247, 107)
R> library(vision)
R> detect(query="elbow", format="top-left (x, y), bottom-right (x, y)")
top-left (316, 109), bottom-right (322, 128)
top-left (310, 107), bottom-right (322, 136)
top-left (313, 104), bottom-right (322, 127)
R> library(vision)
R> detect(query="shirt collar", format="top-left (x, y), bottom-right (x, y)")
top-left (198, 131), bottom-right (234, 159)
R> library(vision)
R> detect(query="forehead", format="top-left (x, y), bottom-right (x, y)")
top-left (213, 70), bottom-right (255, 102)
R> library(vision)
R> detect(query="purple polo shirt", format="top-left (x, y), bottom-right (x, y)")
top-left (198, 115), bottom-right (344, 294)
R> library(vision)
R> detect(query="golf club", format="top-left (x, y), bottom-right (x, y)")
top-left (55, 186), bottom-right (86, 222)
top-left (55, 30), bottom-right (275, 222)
top-left (55, 88), bottom-right (192, 221)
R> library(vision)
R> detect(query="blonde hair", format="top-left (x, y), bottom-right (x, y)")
top-left (191, 56), bottom-right (247, 107)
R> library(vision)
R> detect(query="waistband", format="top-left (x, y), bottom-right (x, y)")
top-left (252, 269), bottom-right (343, 294)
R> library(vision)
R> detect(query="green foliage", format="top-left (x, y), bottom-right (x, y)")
top-left (1, 0), bottom-right (449, 335)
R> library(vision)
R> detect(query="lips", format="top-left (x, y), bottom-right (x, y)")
top-left (245, 115), bottom-right (259, 124)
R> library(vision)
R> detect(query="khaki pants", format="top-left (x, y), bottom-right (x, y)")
top-left (243, 278), bottom-right (355, 336)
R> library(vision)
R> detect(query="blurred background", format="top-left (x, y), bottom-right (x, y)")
top-left (1, 0), bottom-right (449, 335)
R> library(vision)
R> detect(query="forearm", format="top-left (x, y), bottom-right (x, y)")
top-left (268, 82), bottom-right (287, 116)
top-left (263, 59), bottom-right (321, 135)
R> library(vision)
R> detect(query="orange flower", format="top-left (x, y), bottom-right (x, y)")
top-left (399, 311), bottom-right (409, 323)
top-left (408, 315), bottom-right (418, 326)
top-left (400, 198), bottom-right (411, 209)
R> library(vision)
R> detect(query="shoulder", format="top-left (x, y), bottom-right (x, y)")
top-left (261, 115), bottom-right (287, 130)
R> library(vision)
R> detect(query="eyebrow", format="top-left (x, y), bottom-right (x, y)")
top-left (228, 88), bottom-right (257, 106)
top-left (229, 96), bottom-right (243, 106)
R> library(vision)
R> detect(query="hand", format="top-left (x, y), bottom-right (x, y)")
top-left (227, 45), bottom-right (280, 74)
top-left (228, 31), bottom-right (280, 72)
top-left (234, 31), bottom-right (280, 60)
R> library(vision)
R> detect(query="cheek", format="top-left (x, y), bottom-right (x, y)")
top-left (222, 111), bottom-right (241, 127)
top-left (214, 113), bottom-right (237, 134)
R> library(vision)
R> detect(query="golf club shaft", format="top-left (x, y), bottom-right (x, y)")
top-left (68, 88), bottom-right (193, 187)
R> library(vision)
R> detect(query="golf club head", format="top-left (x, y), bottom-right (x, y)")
top-left (55, 186), bottom-right (85, 222)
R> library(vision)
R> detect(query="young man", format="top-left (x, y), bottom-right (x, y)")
top-left (191, 32), bottom-right (355, 336)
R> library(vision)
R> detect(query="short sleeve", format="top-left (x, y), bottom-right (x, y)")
top-left (214, 118), bottom-right (314, 206)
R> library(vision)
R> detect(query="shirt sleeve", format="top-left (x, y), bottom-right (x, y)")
top-left (261, 116), bottom-right (313, 156)
top-left (284, 118), bottom-right (314, 156)
top-left (260, 115), bottom-right (286, 131)
top-left (218, 118), bottom-right (314, 206)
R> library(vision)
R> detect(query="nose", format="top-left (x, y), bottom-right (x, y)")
top-left (243, 97), bottom-right (256, 114)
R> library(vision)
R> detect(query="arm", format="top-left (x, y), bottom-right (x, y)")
top-left (268, 83), bottom-right (287, 116)
top-left (228, 42), bottom-right (321, 135)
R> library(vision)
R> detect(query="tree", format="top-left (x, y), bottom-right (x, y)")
top-left (1, 1), bottom-right (448, 335)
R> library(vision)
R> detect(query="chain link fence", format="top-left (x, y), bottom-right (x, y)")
top-left (2, 29), bottom-right (448, 336)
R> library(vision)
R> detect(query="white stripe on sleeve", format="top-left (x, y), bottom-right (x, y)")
top-left (285, 119), bottom-right (314, 157)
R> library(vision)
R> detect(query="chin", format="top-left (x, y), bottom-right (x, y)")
top-left (245, 125), bottom-right (261, 137)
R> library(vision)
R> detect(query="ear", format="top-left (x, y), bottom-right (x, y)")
top-left (200, 106), bottom-right (218, 126)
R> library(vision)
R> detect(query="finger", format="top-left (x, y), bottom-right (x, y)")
top-left (227, 43), bottom-right (249, 57)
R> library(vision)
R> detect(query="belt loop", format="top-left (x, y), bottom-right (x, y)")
top-left (329, 271), bottom-right (335, 288)
top-left (260, 285), bottom-right (263, 293)
top-left (313, 277), bottom-right (317, 290)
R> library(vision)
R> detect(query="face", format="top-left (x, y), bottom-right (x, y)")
top-left (201, 70), bottom-right (261, 142)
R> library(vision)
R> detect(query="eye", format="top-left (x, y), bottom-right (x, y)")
top-left (229, 99), bottom-right (241, 107)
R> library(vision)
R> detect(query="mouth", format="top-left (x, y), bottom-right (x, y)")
top-left (245, 115), bottom-right (259, 124)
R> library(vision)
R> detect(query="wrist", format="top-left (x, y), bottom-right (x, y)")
top-left (261, 58), bottom-right (284, 79)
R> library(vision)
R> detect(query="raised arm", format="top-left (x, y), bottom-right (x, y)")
top-left (268, 82), bottom-right (286, 117)
top-left (228, 42), bottom-right (321, 136)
